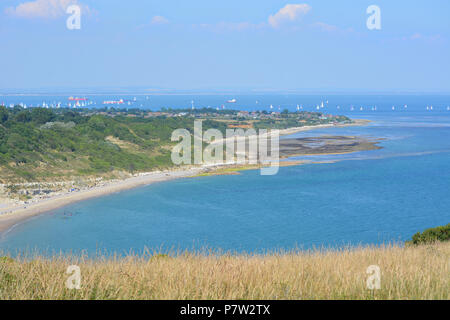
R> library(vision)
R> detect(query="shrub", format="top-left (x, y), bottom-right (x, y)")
top-left (407, 224), bottom-right (450, 245)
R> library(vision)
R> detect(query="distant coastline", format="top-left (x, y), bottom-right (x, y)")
top-left (0, 119), bottom-right (370, 237)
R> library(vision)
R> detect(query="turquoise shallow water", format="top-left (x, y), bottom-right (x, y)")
top-left (1, 96), bottom-right (450, 255)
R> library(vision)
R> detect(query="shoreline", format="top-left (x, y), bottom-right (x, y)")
top-left (0, 167), bottom-right (204, 237)
top-left (0, 119), bottom-right (370, 237)
top-left (278, 119), bottom-right (370, 136)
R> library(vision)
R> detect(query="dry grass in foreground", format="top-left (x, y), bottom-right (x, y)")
top-left (0, 242), bottom-right (448, 300)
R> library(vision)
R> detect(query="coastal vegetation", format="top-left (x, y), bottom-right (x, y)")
top-left (0, 105), bottom-right (353, 202)
top-left (0, 242), bottom-right (448, 300)
top-left (0, 106), bottom-right (224, 183)
top-left (0, 106), bottom-right (350, 184)
top-left (407, 224), bottom-right (450, 245)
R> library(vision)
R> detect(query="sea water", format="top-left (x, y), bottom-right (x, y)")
top-left (1, 95), bottom-right (449, 255)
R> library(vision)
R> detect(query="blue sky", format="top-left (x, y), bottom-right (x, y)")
top-left (1, 0), bottom-right (449, 92)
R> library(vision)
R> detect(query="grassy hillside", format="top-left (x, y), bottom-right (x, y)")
top-left (0, 242), bottom-right (448, 300)
top-left (0, 106), bottom-right (227, 183)
top-left (0, 106), bottom-right (349, 184)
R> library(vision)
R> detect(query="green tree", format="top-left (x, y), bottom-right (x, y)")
top-left (31, 108), bottom-right (55, 124)
top-left (0, 106), bottom-right (8, 123)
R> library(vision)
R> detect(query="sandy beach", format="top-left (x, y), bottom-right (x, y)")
top-left (0, 119), bottom-right (370, 236)
top-left (0, 168), bottom-right (206, 236)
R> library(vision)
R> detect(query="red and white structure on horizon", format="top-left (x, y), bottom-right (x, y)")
top-left (103, 99), bottom-right (124, 105)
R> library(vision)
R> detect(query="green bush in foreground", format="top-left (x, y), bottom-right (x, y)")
top-left (408, 224), bottom-right (450, 245)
